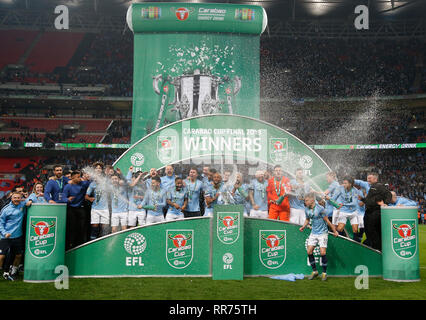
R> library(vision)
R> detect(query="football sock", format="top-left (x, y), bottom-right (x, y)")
top-left (90, 226), bottom-right (100, 240)
top-left (321, 255), bottom-right (328, 273)
top-left (353, 232), bottom-right (361, 242)
top-left (308, 254), bottom-right (317, 271)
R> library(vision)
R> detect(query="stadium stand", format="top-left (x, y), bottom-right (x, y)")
top-left (0, 30), bottom-right (38, 70)
top-left (1, 117), bottom-right (111, 132)
top-left (0, 22), bottom-right (424, 217)
top-left (1, 31), bottom-right (424, 99)
top-left (24, 31), bottom-right (85, 74)
top-left (0, 116), bottom-right (114, 144)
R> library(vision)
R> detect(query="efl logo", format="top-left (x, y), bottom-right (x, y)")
top-left (130, 152), bottom-right (145, 167)
top-left (123, 233), bottom-right (147, 266)
top-left (223, 252), bottom-right (233, 270)
top-left (176, 8), bottom-right (189, 21)
top-left (299, 155), bottom-right (313, 170)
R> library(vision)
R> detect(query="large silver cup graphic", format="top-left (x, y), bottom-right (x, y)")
top-left (153, 69), bottom-right (241, 130)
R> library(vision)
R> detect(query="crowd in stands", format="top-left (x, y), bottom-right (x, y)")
top-left (1, 106), bottom-right (423, 146)
top-left (102, 119), bottom-right (131, 144)
top-left (1, 32), bottom-right (425, 99)
top-left (260, 38), bottom-right (425, 99)
top-left (0, 131), bottom-right (77, 148)
top-left (1, 68), bottom-right (59, 85)
top-left (283, 109), bottom-right (425, 145)
top-left (71, 33), bottom-right (133, 97)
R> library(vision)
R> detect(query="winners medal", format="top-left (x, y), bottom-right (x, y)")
top-left (274, 178), bottom-right (285, 205)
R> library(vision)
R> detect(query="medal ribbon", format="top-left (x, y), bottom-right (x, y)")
top-left (56, 178), bottom-right (63, 191)
top-left (274, 178), bottom-right (282, 197)
top-left (188, 180), bottom-right (197, 200)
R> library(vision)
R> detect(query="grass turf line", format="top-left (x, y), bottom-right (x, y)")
top-left (1, 224), bottom-right (425, 300)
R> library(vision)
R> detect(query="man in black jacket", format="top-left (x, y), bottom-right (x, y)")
top-left (361, 180), bottom-right (392, 251)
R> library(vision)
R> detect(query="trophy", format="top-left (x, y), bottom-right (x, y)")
top-left (152, 69), bottom-right (241, 130)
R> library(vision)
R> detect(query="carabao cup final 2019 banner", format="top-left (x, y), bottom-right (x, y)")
top-left (114, 114), bottom-right (331, 191)
top-left (126, 2), bottom-right (267, 143)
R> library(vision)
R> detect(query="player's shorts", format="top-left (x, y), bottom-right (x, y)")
top-left (146, 213), bottom-right (165, 225)
top-left (331, 208), bottom-right (339, 224)
top-left (307, 233), bottom-right (328, 248)
top-left (333, 210), bottom-right (359, 225)
top-left (243, 209), bottom-right (248, 217)
top-left (0, 237), bottom-right (24, 255)
top-left (111, 212), bottom-right (128, 227)
top-left (183, 211), bottom-right (201, 218)
top-left (166, 212), bottom-right (185, 221)
top-left (128, 210), bottom-right (146, 227)
top-left (357, 213), bottom-right (365, 229)
top-left (290, 208), bottom-right (306, 225)
top-left (268, 204), bottom-right (290, 221)
top-left (91, 209), bottom-right (110, 225)
top-left (204, 208), bottom-right (213, 217)
top-left (249, 209), bottom-right (268, 219)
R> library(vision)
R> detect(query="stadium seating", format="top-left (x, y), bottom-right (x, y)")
top-left (0, 132), bottom-right (45, 142)
top-left (0, 31), bottom-right (425, 98)
top-left (25, 32), bottom-right (85, 73)
top-left (0, 157), bottom-right (39, 173)
top-left (0, 30), bottom-right (38, 70)
top-left (1, 117), bottom-right (111, 133)
top-left (62, 134), bottom-right (104, 143)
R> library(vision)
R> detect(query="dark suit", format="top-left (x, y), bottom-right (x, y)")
top-left (363, 183), bottom-right (392, 251)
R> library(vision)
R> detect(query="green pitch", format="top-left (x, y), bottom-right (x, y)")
top-left (1, 224), bottom-right (425, 300)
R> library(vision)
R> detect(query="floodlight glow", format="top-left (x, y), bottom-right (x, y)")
top-left (304, 0), bottom-right (336, 16)
top-left (376, 1), bottom-right (411, 15)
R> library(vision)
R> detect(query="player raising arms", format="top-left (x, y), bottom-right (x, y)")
top-left (300, 192), bottom-right (338, 281)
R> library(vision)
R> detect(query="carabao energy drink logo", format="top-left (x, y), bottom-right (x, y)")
top-left (392, 220), bottom-right (417, 259)
top-left (28, 217), bottom-right (56, 258)
top-left (259, 230), bottom-right (286, 269)
top-left (166, 230), bottom-right (193, 269)
top-left (217, 212), bottom-right (240, 244)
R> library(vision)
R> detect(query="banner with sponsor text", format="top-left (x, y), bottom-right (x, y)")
top-left (114, 114), bottom-right (332, 192)
top-left (64, 216), bottom-right (383, 277)
top-left (381, 206), bottom-right (420, 282)
top-left (126, 2), bottom-right (267, 143)
top-left (24, 204), bottom-right (67, 282)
